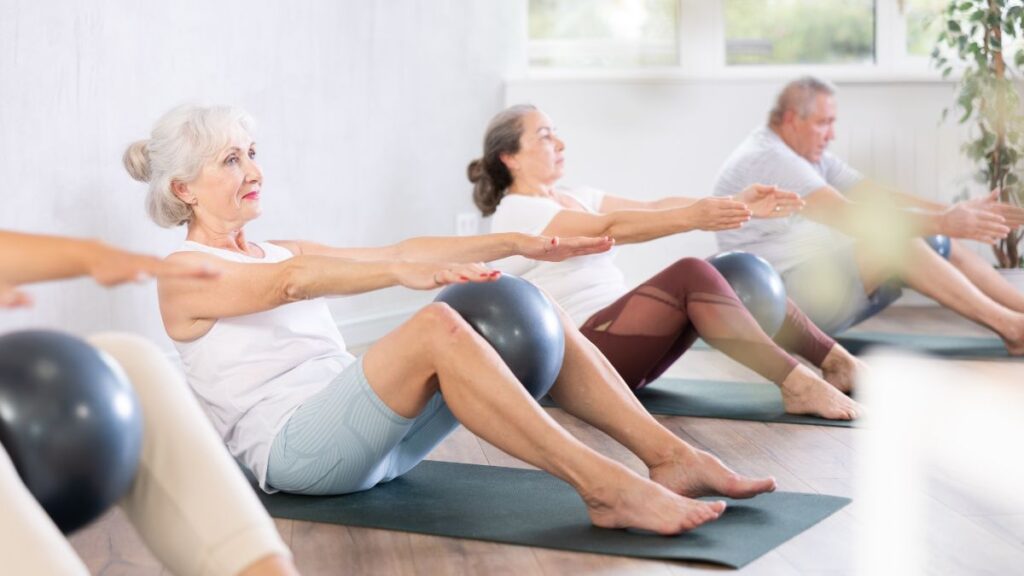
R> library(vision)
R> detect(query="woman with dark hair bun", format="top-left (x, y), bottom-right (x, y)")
top-left (471, 105), bottom-right (864, 421)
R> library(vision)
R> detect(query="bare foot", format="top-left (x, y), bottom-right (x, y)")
top-left (780, 365), bottom-right (861, 420)
top-left (999, 314), bottom-right (1024, 356)
top-left (819, 344), bottom-right (864, 394)
top-left (582, 465), bottom-right (727, 535)
top-left (649, 448), bottom-right (776, 500)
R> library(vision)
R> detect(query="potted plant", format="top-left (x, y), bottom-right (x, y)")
top-left (932, 0), bottom-right (1024, 287)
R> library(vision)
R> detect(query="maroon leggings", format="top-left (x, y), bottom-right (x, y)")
top-left (580, 258), bottom-right (836, 390)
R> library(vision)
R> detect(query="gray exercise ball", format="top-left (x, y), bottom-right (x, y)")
top-left (707, 251), bottom-right (788, 337)
top-left (0, 330), bottom-right (144, 533)
top-left (434, 274), bottom-right (565, 398)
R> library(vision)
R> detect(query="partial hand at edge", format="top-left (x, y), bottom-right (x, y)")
top-left (88, 243), bottom-right (222, 287)
top-left (0, 284), bottom-right (33, 308)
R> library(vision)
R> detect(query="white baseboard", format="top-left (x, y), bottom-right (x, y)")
top-left (337, 307), bottom-right (419, 349)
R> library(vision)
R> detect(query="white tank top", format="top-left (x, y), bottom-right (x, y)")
top-left (171, 241), bottom-right (355, 489)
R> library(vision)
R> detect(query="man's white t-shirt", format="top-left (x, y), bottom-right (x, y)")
top-left (713, 126), bottom-right (863, 273)
top-left (488, 187), bottom-right (628, 327)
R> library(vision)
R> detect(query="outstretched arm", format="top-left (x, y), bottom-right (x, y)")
top-left (272, 232), bottom-right (613, 264)
top-left (540, 198), bottom-right (752, 245)
top-left (802, 184), bottom-right (1010, 244)
top-left (157, 250), bottom-right (500, 340)
top-left (600, 184), bottom-right (804, 219)
top-left (0, 230), bottom-right (217, 288)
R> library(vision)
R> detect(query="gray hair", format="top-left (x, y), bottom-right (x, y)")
top-left (768, 76), bottom-right (837, 128)
top-left (123, 105), bottom-right (255, 228)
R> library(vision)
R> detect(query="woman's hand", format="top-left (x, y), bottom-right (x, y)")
top-left (683, 197), bottom-right (752, 231)
top-left (86, 242), bottom-right (221, 286)
top-left (518, 235), bottom-right (615, 262)
top-left (736, 184), bottom-right (805, 219)
top-left (395, 261), bottom-right (501, 290)
top-left (0, 284), bottom-right (32, 308)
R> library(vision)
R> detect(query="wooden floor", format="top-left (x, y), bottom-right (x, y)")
top-left (68, 306), bottom-right (1024, 575)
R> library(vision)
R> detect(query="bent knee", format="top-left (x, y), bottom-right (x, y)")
top-left (413, 302), bottom-right (475, 338)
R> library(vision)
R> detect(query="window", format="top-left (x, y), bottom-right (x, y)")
top-left (524, 1), bottom-right (979, 77)
top-left (723, 0), bottom-right (875, 66)
top-left (903, 0), bottom-right (947, 57)
top-left (528, 0), bottom-right (679, 67)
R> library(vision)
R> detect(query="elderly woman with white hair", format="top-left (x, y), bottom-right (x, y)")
top-left (126, 104), bottom-right (779, 536)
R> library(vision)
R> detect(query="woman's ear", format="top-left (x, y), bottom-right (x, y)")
top-left (171, 181), bottom-right (195, 205)
top-left (499, 152), bottom-right (517, 174)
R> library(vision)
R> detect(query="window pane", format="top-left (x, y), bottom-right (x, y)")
top-left (528, 0), bottom-right (678, 67)
top-left (905, 0), bottom-right (946, 57)
top-left (724, 0), bottom-right (875, 65)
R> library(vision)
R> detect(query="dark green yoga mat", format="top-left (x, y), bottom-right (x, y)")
top-left (259, 460), bottom-right (850, 569)
top-left (541, 377), bottom-right (855, 428)
top-left (835, 331), bottom-right (1013, 358)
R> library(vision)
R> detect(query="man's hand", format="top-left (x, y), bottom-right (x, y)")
top-left (939, 202), bottom-right (1010, 244)
top-left (964, 189), bottom-right (1024, 229)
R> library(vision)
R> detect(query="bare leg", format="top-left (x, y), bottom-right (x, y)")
top-left (362, 304), bottom-right (725, 535)
top-left (239, 555), bottom-right (300, 576)
top-left (864, 239), bottom-right (1024, 354)
top-left (946, 239), bottom-right (1024, 312)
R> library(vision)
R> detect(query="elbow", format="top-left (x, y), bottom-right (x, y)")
top-left (278, 258), bottom-right (313, 303)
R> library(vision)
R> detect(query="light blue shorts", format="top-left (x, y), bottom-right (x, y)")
top-left (266, 357), bottom-right (458, 495)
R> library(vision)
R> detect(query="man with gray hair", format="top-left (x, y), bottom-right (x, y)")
top-left (713, 76), bottom-right (1024, 354)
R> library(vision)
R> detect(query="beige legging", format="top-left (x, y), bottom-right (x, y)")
top-left (0, 332), bottom-right (289, 576)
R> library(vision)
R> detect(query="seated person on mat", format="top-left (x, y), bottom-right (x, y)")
top-left (0, 231), bottom-right (299, 576)
top-left (472, 105), bottom-right (861, 420)
top-left (128, 104), bottom-right (778, 536)
top-left (714, 76), bottom-right (1024, 353)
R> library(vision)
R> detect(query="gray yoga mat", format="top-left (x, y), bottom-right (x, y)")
top-left (694, 332), bottom-right (1011, 359)
top-left (259, 460), bottom-right (850, 569)
top-left (541, 377), bottom-right (855, 428)
top-left (834, 331), bottom-right (1012, 358)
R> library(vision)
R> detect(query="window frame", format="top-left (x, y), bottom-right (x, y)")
top-left (524, 0), bottom-right (953, 82)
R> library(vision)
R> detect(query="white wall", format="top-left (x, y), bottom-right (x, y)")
top-left (504, 77), bottom-right (985, 291)
top-left (0, 0), bottom-right (526, 346)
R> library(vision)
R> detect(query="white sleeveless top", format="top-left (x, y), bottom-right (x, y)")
top-left (489, 187), bottom-right (627, 327)
top-left (171, 241), bottom-right (355, 490)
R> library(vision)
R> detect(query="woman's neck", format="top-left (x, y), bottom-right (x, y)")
top-left (185, 222), bottom-right (256, 255)
top-left (507, 179), bottom-right (556, 198)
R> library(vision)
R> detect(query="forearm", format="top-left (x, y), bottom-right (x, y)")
top-left (280, 256), bottom-right (403, 301)
top-left (602, 208), bottom-right (697, 244)
top-left (647, 197), bottom-right (700, 210)
top-left (390, 233), bottom-right (524, 263)
top-left (0, 231), bottom-right (98, 285)
top-left (804, 200), bottom-right (938, 240)
top-left (847, 182), bottom-right (947, 211)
